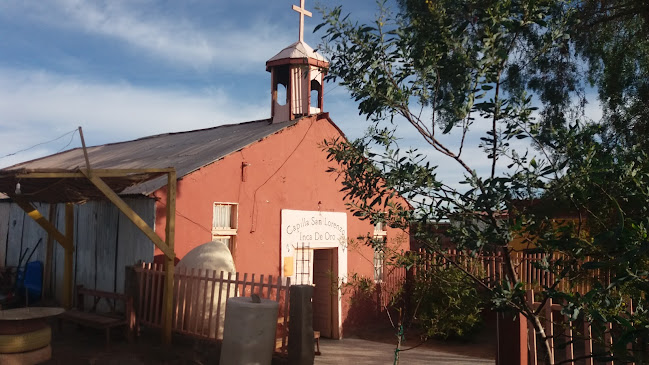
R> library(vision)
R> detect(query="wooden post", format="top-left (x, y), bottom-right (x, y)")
top-left (162, 170), bottom-right (176, 345)
top-left (497, 311), bottom-right (529, 365)
top-left (63, 203), bottom-right (74, 309)
top-left (43, 203), bottom-right (56, 299)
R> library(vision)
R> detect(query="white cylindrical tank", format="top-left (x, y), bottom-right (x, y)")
top-left (219, 296), bottom-right (279, 365)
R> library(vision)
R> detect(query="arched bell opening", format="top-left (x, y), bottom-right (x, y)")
top-left (310, 78), bottom-right (322, 114)
top-left (272, 65), bottom-right (290, 123)
top-left (277, 83), bottom-right (288, 106)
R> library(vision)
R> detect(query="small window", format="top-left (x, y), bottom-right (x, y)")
top-left (212, 203), bottom-right (238, 254)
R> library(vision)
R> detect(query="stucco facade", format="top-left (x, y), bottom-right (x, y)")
top-left (151, 113), bottom-right (409, 337)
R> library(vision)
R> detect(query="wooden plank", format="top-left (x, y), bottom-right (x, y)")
top-left (162, 170), bottom-right (177, 345)
top-left (137, 263), bottom-right (146, 326)
top-left (15, 168), bottom-right (174, 179)
top-left (95, 201), bottom-right (119, 311)
top-left (564, 313), bottom-right (574, 363)
top-left (214, 271), bottom-right (225, 339)
top-left (81, 171), bottom-right (172, 258)
top-left (15, 172), bottom-right (85, 178)
top-left (63, 203), bottom-right (75, 309)
top-left (43, 204), bottom-right (56, 299)
top-left (14, 200), bottom-right (70, 251)
top-left (6, 203), bottom-right (26, 267)
top-left (584, 321), bottom-right (594, 365)
top-left (241, 273), bottom-right (248, 297)
top-left (52, 204), bottom-right (67, 304)
top-left (185, 268), bottom-right (195, 332)
top-left (527, 290), bottom-right (538, 365)
top-left (282, 278), bottom-right (290, 352)
top-left (0, 202), bottom-right (10, 267)
top-left (192, 270), bottom-right (201, 331)
top-left (21, 202), bottom-right (49, 264)
top-left (207, 270), bottom-right (217, 338)
top-left (178, 267), bottom-right (188, 332)
top-left (154, 265), bottom-right (163, 326)
top-left (142, 263), bottom-right (152, 324)
top-left (75, 201), bottom-right (97, 303)
top-left (199, 269), bottom-right (209, 335)
top-left (604, 322), bottom-right (613, 365)
top-left (115, 198), bottom-right (155, 295)
top-left (174, 266), bottom-right (184, 330)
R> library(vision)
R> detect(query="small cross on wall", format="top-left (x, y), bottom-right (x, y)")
top-left (292, 0), bottom-right (312, 42)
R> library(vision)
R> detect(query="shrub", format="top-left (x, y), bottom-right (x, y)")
top-left (413, 262), bottom-right (484, 339)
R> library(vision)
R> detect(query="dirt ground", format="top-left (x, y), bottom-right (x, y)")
top-left (344, 312), bottom-right (497, 361)
top-left (41, 313), bottom-right (496, 365)
top-left (44, 321), bottom-right (220, 365)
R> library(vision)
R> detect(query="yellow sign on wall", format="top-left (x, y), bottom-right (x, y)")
top-left (283, 256), bottom-right (294, 277)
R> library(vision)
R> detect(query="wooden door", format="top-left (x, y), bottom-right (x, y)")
top-left (312, 249), bottom-right (334, 338)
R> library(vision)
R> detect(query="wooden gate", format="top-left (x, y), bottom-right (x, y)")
top-left (134, 263), bottom-right (290, 353)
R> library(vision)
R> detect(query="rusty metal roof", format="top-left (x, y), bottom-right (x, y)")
top-left (0, 118), bottom-right (298, 202)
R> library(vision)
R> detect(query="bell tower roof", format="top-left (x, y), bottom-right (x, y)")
top-left (266, 41), bottom-right (328, 71)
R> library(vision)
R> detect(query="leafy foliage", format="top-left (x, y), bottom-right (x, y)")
top-left (413, 259), bottom-right (485, 339)
top-left (316, 0), bottom-right (649, 363)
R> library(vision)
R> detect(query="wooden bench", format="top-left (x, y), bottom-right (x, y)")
top-left (58, 285), bottom-right (133, 350)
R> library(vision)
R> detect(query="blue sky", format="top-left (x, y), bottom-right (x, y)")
top-left (0, 1), bottom-right (378, 166)
top-left (0, 0), bottom-right (601, 188)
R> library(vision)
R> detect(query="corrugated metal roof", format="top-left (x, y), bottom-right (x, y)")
top-left (2, 118), bottom-right (298, 196)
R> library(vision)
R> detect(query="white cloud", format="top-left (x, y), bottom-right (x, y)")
top-left (0, 68), bottom-right (269, 168)
top-left (0, 0), bottom-right (294, 71)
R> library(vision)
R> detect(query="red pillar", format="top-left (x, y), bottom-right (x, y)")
top-left (497, 313), bottom-right (528, 365)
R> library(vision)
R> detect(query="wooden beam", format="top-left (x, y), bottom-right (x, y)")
top-left (63, 203), bottom-right (74, 309)
top-left (80, 170), bottom-right (174, 259)
top-left (162, 170), bottom-right (177, 345)
top-left (14, 199), bottom-right (72, 251)
top-left (15, 173), bottom-right (85, 178)
top-left (78, 126), bottom-right (92, 173)
top-left (43, 203), bottom-right (56, 299)
top-left (15, 168), bottom-right (174, 179)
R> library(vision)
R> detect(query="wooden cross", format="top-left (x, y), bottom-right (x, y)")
top-left (292, 0), bottom-right (312, 42)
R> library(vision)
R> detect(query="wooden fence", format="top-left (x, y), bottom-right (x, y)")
top-left (524, 289), bottom-right (643, 365)
top-left (377, 264), bottom-right (406, 309)
top-left (414, 248), bottom-right (605, 293)
top-left (134, 263), bottom-right (290, 352)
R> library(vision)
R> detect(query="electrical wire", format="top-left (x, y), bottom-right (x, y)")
top-left (249, 117), bottom-right (316, 232)
top-left (0, 128), bottom-right (79, 160)
top-left (56, 129), bottom-right (79, 153)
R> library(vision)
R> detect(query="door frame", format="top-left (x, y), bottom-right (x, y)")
top-left (312, 248), bottom-right (340, 339)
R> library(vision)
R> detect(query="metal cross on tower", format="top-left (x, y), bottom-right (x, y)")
top-left (292, 0), bottom-right (312, 42)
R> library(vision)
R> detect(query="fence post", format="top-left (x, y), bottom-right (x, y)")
top-left (288, 285), bottom-right (314, 365)
top-left (124, 265), bottom-right (140, 339)
top-left (375, 281), bottom-right (382, 313)
top-left (497, 312), bottom-right (528, 365)
top-left (404, 265), bottom-right (414, 317)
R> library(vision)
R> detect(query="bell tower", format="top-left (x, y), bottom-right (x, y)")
top-left (266, 0), bottom-right (329, 124)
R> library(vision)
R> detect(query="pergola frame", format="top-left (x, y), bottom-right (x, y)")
top-left (4, 167), bottom-right (177, 344)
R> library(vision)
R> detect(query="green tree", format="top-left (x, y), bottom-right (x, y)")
top-left (317, 0), bottom-right (649, 363)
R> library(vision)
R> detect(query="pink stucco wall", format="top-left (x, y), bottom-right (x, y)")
top-left (152, 114), bottom-right (409, 335)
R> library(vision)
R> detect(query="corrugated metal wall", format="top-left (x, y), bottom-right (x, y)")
top-left (0, 198), bottom-right (155, 303)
